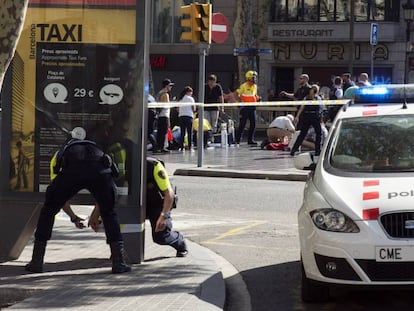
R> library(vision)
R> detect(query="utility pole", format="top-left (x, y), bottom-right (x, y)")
top-left (348, 0), bottom-right (355, 75)
top-left (197, 43), bottom-right (209, 167)
top-left (179, 2), bottom-right (212, 167)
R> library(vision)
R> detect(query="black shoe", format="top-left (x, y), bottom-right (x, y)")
top-left (176, 240), bottom-right (188, 257)
top-left (260, 140), bottom-right (268, 150)
top-left (290, 151), bottom-right (295, 156)
top-left (176, 249), bottom-right (189, 257)
top-left (248, 141), bottom-right (258, 145)
top-left (161, 149), bottom-right (171, 153)
top-left (25, 262), bottom-right (43, 273)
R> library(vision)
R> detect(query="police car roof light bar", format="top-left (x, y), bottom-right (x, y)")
top-left (353, 84), bottom-right (414, 105)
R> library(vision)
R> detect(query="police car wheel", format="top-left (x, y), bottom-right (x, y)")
top-left (301, 260), bottom-right (330, 303)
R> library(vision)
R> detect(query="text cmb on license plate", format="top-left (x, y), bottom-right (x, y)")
top-left (376, 246), bottom-right (414, 262)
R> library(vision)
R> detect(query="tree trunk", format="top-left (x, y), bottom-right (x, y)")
top-left (233, 0), bottom-right (255, 85)
top-left (0, 0), bottom-right (29, 89)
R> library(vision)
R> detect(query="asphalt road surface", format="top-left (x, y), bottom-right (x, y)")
top-left (171, 175), bottom-right (414, 311)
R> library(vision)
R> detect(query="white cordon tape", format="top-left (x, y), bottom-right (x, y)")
top-left (148, 99), bottom-right (350, 108)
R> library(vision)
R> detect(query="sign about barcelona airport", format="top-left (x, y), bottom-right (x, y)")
top-left (10, 0), bottom-right (143, 196)
top-left (1, 0), bottom-right (148, 262)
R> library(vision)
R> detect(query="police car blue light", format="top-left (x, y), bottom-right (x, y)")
top-left (354, 84), bottom-right (414, 104)
top-left (358, 86), bottom-right (388, 96)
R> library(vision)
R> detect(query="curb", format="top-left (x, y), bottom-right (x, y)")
top-left (186, 240), bottom-right (226, 310)
top-left (174, 168), bottom-right (309, 181)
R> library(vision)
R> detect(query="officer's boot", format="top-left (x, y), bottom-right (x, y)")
top-left (109, 241), bottom-right (131, 274)
top-left (25, 240), bottom-right (47, 273)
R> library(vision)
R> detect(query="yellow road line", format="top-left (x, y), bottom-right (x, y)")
top-left (203, 221), bottom-right (267, 244)
top-left (204, 240), bottom-right (298, 251)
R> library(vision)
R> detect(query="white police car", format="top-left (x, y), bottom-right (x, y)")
top-left (295, 84), bottom-right (414, 302)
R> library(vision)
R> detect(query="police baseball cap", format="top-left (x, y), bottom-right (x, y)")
top-left (162, 79), bottom-right (175, 87)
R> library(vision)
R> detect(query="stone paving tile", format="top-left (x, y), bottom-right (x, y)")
top-left (0, 218), bottom-right (220, 311)
top-left (154, 144), bottom-right (297, 174)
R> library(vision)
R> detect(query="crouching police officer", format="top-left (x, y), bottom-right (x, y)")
top-left (146, 157), bottom-right (187, 257)
top-left (88, 157), bottom-right (188, 257)
top-left (25, 137), bottom-right (131, 274)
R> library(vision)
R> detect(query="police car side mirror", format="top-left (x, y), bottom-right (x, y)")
top-left (294, 152), bottom-right (316, 171)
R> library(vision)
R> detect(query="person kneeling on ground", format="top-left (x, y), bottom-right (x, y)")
top-left (193, 116), bottom-right (213, 148)
top-left (261, 114), bottom-right (296, 149)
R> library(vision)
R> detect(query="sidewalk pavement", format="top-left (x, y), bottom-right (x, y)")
top-left (0, 143), bottom-right (307, 311)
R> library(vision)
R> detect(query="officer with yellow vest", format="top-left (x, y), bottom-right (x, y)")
top-left (235, 70), bottom-right (261, 145)
top-left (88, 157), bottom-right (188, 257)
top-left (25, 137), bottom-right (131, 274)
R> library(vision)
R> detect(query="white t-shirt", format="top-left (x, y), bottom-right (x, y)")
top-left (148, 94), bottom-right (155, 103)
top-left (269, 116), bottom-right (295, 131)
top-left (178, 95), bottom-right (195, 118)
top-left (335, 88), bottom-right (343, 99)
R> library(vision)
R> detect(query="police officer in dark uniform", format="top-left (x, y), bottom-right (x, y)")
top-left (25, 137), bottom-right (131, 274)
top-left (88, 157), bottom-right (188, 257)
top-left (289, 84), bottom-right (323, 156)
top-left (146, 157), bottom-right (187, 257)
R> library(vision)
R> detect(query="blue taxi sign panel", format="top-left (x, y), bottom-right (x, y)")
top-left (354, 84), bottom-right (414, 104)
top-left (370, 23), bottom-right (378, 46)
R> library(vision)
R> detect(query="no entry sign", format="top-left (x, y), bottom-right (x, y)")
top-left (211, 13), bottom-right (229, 44)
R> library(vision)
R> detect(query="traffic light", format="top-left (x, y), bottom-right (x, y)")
top-left (180, 3), bottom-right (211, 44)
top-left (180, 5), bottom-right (194, 42)
top-left (194, 3), bottom-right (212, 44)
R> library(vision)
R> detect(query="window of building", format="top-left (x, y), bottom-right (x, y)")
top-left (269, 0), bottom-right (399, 22)
top-left (152, 0), bottom-right (197, 44)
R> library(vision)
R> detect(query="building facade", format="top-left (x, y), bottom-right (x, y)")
top-left (150, 0), bottom-right (408, 101)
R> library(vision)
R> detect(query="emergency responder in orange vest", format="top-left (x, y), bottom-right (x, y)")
top-left (235, 70), bottom-right (261, 145)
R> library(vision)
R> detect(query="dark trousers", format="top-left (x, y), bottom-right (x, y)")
top-left (179, 116), bottom-right (193, 148)
top-left (236, 108), bottom-right (256, 143)
top-left (193, 130), bottom-right (212, 147)
top-left (35, 168), bottom-right (123, 243)
top-left (148, 109), bottom-right (157, 149)
top-left (146, 205), bottom-right (186, 251)
top-left (156, 116), bottom-right (169, 150)
top-left (291, 113), bottom-right (322, 155)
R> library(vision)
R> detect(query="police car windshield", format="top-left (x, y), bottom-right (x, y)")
top-left (329, 116), bottom-right (414, 172)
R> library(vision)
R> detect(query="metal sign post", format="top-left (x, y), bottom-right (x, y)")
top-left (197, 43), bottom-right (209, 167)
top-left (370, 23), bottom-right (378, 82)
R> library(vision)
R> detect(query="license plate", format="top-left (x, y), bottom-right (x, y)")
top-left (376, 246), bottom-right (414, 262)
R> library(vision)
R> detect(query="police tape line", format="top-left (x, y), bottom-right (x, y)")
top-left (147, 99), bottom-right (350, 108)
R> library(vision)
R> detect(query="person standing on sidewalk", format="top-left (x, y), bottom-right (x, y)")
top-left (204, 74), bottom-right (224, 133)
top-left (177, 86), bottom-right (196, 151)
top-left (147, 89), bottom-right (158, 151)
top-left (154, 78), bottom-right (174, 154)
top-left (235, 70), bottom-right (261, 146)
top-left (89, 157), bottom-right (188, 257)
top-left (279, 73), bottom-right (312, 101)
top-left (279, 73), bottom-right (312, 133)
top-left (25, 137), bottom-right (131, 274)
top-left (359, 72), bottom-right (372, 86)
top-left (341, 72), bottom-right (355, 92)
top-left (289, 84), bottom-right (323, 157)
